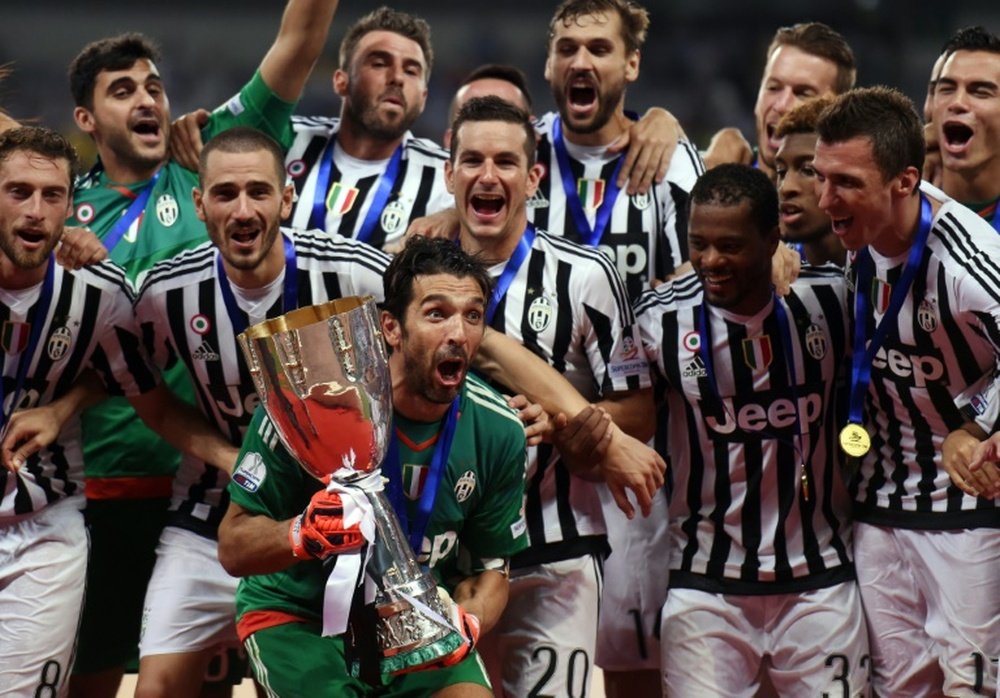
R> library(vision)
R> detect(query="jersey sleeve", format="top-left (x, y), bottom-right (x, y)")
top-left (204, 70), bottom-right (297, 151)
top-left (86, 272), bottom-right (159, 398)
top-left (575, 256), bottom-right (651, 395)
top-left (458, 394), bottom-right (528, 570)
top-left (956, 274), bottom-right (1000, 435)
top-left (133, 277), bottom-right (177, 372)
top-left (340, 239), bottom-right (392, 303)
top-left (658, 138), bottom-right (704, 268)
top-left (634, 284), bottom-right (673, 389)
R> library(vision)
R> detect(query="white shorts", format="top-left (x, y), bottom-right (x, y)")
top-left (479, 554), bottom-right (602, 698)
top-left (596, 486), bottom-right (669, 671)
top-left (139, 526), bottom-right (240, 657)
top-left (854, 522), bottom-right (1000, 697)
top-left (660, 582), bottom-right (871, 697)
top-left (0, 498), bottom-right (87, 698)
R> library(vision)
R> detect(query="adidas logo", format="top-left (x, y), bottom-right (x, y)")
top-left (682, 355), bottom-right (707, 379)
top-left (526, 190), bottom-right (549, 209)
top-left (192, 341), bottom-right (220, 362)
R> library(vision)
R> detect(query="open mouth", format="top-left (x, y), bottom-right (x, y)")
top-left (131, 116), bottom-right (162, 143)
top-left (569, 84), bottom-right (596, 108)
top-left (831, 217), bottom-right (853, 237)
top-left (16, 229), bottom-right (46, 246)
top-left (437, 357), bottom-right (465, 385)
top-left (228, 227), bottom-right (260, 248)
top-left (941, 121), bottom-right (973, 152)
top-left (699, 270), bottom-right (734, 291)
top-left (471, 193), bottom-right (504, 216)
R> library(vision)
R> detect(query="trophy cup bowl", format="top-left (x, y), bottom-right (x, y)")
top-left (238, 297), bottom-right (467, 675)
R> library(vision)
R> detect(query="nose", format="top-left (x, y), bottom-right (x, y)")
top-left (137, 86), bottom-right (157, 108)
top-left (570, 47), bottom-right (593, 72)
top-left (481, 159), bottom-right (499, 183)
top-left (233, 192), bottom-right (254, 220)
top-left (778, 170), bottom-right (798, 198)
top-left (773, 87), bottom-right (796, 114)
top-left (443, 314), bottom-right (469, 346)
top-left (816, 180), bottom-right (835, 213)
top-left (946, 87), bottom-right (970, 113)
top-left (24, 191), bottom-right (45, 219)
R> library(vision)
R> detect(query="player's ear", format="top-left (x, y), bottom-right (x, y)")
top-left (280, 183), bottom-right (294, 219)
top-left (895, 166), bottom-right (921, 199)
top-left (192, 187), bottom-right (206, 223)
top-left (625, 49), bottom-right (640, 83)
top-left (381, 310), bottom-right (402, 350)
top-left (444, 159), bottom-right (455, 195)
top-left (333, 70), bottom-right (349, 98)
top-left (73, 106), bottom-right (97, 135)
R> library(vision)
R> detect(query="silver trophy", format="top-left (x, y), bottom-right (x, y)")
top-left (238, 296), bottom-right (465, 675)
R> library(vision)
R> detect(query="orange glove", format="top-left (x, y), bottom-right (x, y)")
top-left (289, 488), bottom-right (365, 560)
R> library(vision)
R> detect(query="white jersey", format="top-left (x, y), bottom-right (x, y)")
top-left (486, 229), bottom-right (650, 565)
top-left (530, 111), bottom-right (704, 300)
top-left (635, 268), bottom-right (854, 593)
top-left (283, 116), bottom-right (453, 249)
top-left (134, 228), bottom-right (389, 537)
top-left (0, 262), bottom-right (156, 520)
top-left (850, 186), bottom-right (1000, 530)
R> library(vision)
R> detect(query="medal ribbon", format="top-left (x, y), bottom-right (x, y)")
top-left (0, 256), bottom-right (56, 434)
top-left (216, 233), bottom-right (298, 336)
top-left (486, 224), bottom-right (535, 325)
top-left (846, 195), bottom-right (933, 427)
top-left (384, 396), bottom-right (461, 554)
top-left (102, 169), bottom-right (162, 252)
top-left (308, 136), bottom-right (404, 244)
top-left (551, 116), bottom-right (624, 247)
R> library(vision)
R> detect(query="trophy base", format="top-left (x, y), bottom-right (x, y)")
top-left (381, 631), bottom-right (467, 677)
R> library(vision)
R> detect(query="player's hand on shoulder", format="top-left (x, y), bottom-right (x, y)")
top-left (507, 394), bottom-right (550, 447)
top-left (386, 209), bottom-right (461, 254)
top-left (289, 486), bottom-right (366, 560)
top-left (609, 107), bottom-right (682, 196)
top-left (170, 108), bottom-right (210, 172)
top-left (56, 226), bottom-right (108, 270)
top-left (772, 243), bottom-right (801, 296)
top-left (703, 127), bottom-right (753, 170)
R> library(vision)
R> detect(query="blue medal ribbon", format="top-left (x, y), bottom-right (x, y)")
top-left (384, 396), bottom-right (461, 555)
top-left (308, 136), bottom-right (404, 245)
top-left (1, 256), bottom-right (56, 432)
top-left (216, 233), bottom-right (298, 336)
top-left (846, 194), bottom-right (933, 427)
top-left (698, 292), bottom-right (805, 460)
top-left (551, 116), bottom-right (624, 247)
top-left (990, 204), bottom-right (1000, 235)
top-left (486, 225), bottom-right (535, 325)
top-left (102, 169), bottom-right (162, 252)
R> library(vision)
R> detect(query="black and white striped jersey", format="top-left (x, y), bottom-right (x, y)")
top-left (0, 262), bottom-right (157, 520)
top-left (283, 116), bottom-right (453, 250)
top-left (529, 112), bottom-right (705, 301)
top-left (849, 188), bottom-right (1000, 530)
top-left (134, 228), bottom-right (389, 538)
top-left (635, 268), bottom-right (855, 594)
top-left (486, 229), bottom-right (651, 566)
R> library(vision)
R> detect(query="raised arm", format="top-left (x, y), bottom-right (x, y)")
top-left (259, 0), bottom-right (341, 102)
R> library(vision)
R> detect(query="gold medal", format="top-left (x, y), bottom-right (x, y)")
top-left (839, 423), bottom-right (870, 458)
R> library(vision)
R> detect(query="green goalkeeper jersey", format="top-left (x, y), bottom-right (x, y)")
top-left (227, 374), bottom-right (528, 627)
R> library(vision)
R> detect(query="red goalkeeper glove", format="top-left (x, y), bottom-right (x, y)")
top-left (289, 488), bottom-right (365, 560)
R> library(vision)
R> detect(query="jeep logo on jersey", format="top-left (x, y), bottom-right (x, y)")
top-left (598, 243), bottom-right (647, 281)
top-left (806, 324), bottom-right (827, 360)
top-left (703, 390), bottom-right (823, 439)
top-left (742, 336), bottom-right (773, 371)
top-left (917, 298), bottom-right (938, 333)
top-left (46, 326), bottom-right (73, 361)
top-left (380, 199), bottom-right (408, 236)
top-left (403, 463), bottom-right (429, 500)
top-left (420, 530), bottom-right (458, 566)
top-left (156, 194), bottom-right (178, 227)
top-left (454, 470), bottom-right (476, 503)
top-left (232, 452), bottom-right (266, 492)
top-left (527, 296), bottom-right (553, 332)
top-left (871, 345), bottom-right (946, 388)
top-left (209, 383), bottom-right (260, 419)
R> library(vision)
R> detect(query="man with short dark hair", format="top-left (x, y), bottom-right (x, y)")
top-left (443, 63), bottom-right (533, 148)
top-left (64, 4), bottom-right (341, 694)
top-left (0, 126), bottom-right (237, 697)
top-left (814, 85), bottom-right (1000, 696)
top-left (219, 235), bottom-right (529, 696)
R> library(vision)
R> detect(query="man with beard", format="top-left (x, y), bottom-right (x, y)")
top-left (130, 127), bottom-right (388, 697)
top-left (64, 3), bottom-right (340, 695)
top-left (0, 126), bottom-right (238, 697)
top-left (813, 86), bottom-right (1000, 696)
top-left (444, 96), bottom-right (656, 697)
top-left (218, 236), bottom-right (529, 696)
top-left (703, 22), bottom-right (856, 181)
top-left (773, 96), bottom-right (845, 266)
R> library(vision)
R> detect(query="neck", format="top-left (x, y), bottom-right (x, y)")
top-left (337, 109), bottom-right (405, 161)
top-left (459, 217), bottom-right (528, 266)
top-left (941, 165), bottom-right (1000, 204)
top-left (98, 151), bottom-right (161, 185)
top-left (562, 106), bottom-right (630, 148)
top-left (872, 193), bottom-right (925, 258)
top-left (389, 354), bottom-right (454, 422)
top-left (222, 240), bottom-right (285, 290)
top-left (803, 234), bottom-right (846, 266)
top-left (0, 254), bottom-right (48, 290)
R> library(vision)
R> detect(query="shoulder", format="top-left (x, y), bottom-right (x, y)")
top-left (534, 112), bottom-right (557, 139)
top-left (461, 375), bottom-right (524, 434)
top-left (635, 271), bottom-right (701, 318)
top-left (291, 228), bottom-right (391, 272)
top-left (136, 242), bottom-right (216, 298)
top-left (290, 115), bottom-right (339, 135)
top-left (929, 201), bottom-right (1000, 286)
top-left (69, 260), bottom-right (134, 298)
top-left (403, 133), bottom-right (448, 164)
